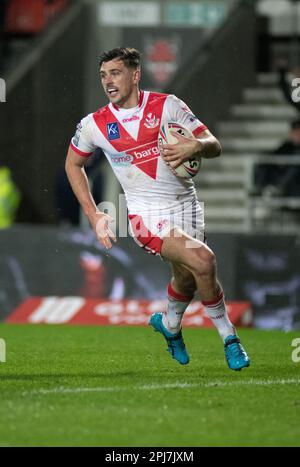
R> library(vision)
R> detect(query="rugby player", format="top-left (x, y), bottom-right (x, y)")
top-left (66, 47), bottom-right (250, 371)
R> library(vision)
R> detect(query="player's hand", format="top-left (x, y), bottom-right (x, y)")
top-left (90, 211), bottom-right (117, 249)
top-left (159, 131), bottom-right (201, 169)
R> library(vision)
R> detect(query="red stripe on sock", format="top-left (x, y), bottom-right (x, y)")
top-left (202, 291), bottom-right (224, 307)
top-left (167, 282), bottom-right (193, 302)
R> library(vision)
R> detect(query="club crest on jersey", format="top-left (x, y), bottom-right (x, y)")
top-left (144, 113), bottom-right (160, 129)
top-left (107, 122), bottom-right (120, 140)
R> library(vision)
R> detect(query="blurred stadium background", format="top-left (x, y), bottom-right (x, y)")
top-left (1, 0), bottom-right (300, 330)
top-left (0, 0), bottom-right (300, 447)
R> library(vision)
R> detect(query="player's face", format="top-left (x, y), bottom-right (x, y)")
top-left (100, 59), bottom-right (140, 108)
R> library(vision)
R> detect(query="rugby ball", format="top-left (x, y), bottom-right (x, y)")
top-left (158, 122), bottom-right (201, 179)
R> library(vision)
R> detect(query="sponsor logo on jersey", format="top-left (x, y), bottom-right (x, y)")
top-left (144, 112), bottom-right (160, 129)
top-left (128, 141), bottom-right (161, 179)
top-left (122, 115), bottom-right (140, 123)
top-left (110, 153), bottom-right (133, 167)
top-left (131, 144), bottom-right (160, 160)
top-left (107, 122), bottom-right (120, 140)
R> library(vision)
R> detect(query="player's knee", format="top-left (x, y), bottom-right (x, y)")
top-left (190, 248), bottom-right (216, 277)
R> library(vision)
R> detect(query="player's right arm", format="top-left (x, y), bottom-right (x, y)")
top-left (65, 121), bottom-right (116, 249)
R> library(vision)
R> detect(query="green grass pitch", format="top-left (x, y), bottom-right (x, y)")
top-left (0, 323), bottom-right (300, 447)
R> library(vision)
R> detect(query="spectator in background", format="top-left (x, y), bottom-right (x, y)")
top-left (55, 148), bottom-right (105, 226)
top-left (0, 165), bottom-right (21, 228)
top-left (254, 119), bottom-right (300, 197)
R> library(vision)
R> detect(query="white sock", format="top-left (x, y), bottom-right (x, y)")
top-left (162, 282), bottom-right (193, 334)
top-left (203, 292), bottom-right (235, 341)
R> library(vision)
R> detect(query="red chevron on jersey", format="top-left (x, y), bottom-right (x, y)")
top-left (127, 140), bottom-right (160, 180)
top-left (93, 93), bottom-right (167, 179)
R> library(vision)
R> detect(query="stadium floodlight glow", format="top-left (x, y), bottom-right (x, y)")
top-left (0, 78), bottom-right (6, 103)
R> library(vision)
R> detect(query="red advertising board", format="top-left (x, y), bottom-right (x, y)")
top-left (6, 297), bottom-right (253, 327)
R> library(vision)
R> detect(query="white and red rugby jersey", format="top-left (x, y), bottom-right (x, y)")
top-left (70, 91), bottom-right (207, 215)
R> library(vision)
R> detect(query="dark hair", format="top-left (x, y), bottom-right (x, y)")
top-left (99, 47), bottom-right (141, 69)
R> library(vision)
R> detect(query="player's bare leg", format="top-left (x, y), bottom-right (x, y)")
top-left (170, 262), bottom-right (197, 298)
top-left (152, 228), bottom-right (250, 370)
top-left (161, 229), bottom-right (221, 302)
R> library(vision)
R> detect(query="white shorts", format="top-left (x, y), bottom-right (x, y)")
top-left (128, 198), bottom-right (205, 256)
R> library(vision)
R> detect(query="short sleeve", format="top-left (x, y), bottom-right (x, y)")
top-left (166, 95), bottom-right (207, 137)
top-left (70, 114), bottom-right (96, 157)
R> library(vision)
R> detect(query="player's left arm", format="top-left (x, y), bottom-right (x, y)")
top-left (161, 129), bottom-right (222, 169)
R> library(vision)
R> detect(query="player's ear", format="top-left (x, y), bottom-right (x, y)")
top-left (133, 68), bottom-right (141, 84)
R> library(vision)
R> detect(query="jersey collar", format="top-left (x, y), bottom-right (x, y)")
top-left (112, 90), bottom-right (144, 111)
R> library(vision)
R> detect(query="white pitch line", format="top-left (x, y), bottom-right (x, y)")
top-left (22, 378), bottom-right (300, 397)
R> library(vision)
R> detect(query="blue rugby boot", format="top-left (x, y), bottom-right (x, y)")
top-left (149, 312), bottom-right (190, 365)
top-left (224, 334), bottom-right (250, 371)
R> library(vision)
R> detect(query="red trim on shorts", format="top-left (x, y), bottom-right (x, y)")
top-left (70, 142), bottom-right (92, 157)
top-left (128, 214), bottom-right (163, 256)
top-left (202, 291), bottom-right (224, 307)
top-left (168, 282), bottom-right (193, 302)
top-left (193, 125), bottom-right (207, 137)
